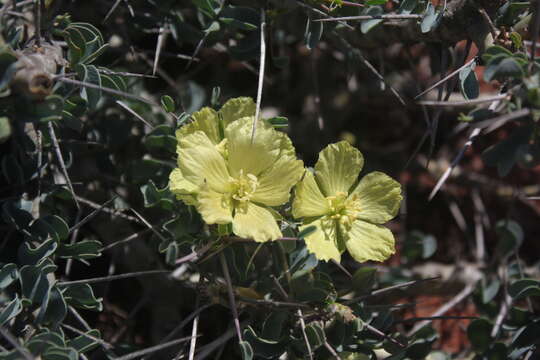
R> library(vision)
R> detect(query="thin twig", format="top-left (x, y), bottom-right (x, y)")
top-left (407, 281), bottom-right (478, 336)
top-left (298, 309), bottom-right (313, 360)
top-left (68, 196), bottom-right (118, 235)
top-left (414, 57), bottom-right (477, 100)
top-left (131, 208), bottom-right (167, 242)
top-left (48, 121), bottom-right (80, 209)
top-left (174, 243), bottom-right (213, 266)
top-left (153, 26), bottom-right (167, 76)
top-left (252, 7), bottom-right (266, 142)
top-left (474, 108), bottom-right (530, 133)
top-left (194, 325), bottom-right (239, 360)
top-left (103, 0), bottom-right (122, 23)
top-left (57, 77), bottom-right (158, 106)
top-left (61, 323), bottom-right (113, 350)
top-left (144, 304), bottom-right (212, 360)
top-left (295, 0), bottom-right (354, 30)
top-left (65, 209), bottom-right (82, 276)
top-left (364, 323), bottom-right (405, 347)
top-left (188, 295), bottom-right (200, 360)
top-left (428, 128), bottom-right (481, 200)
top-left (101, 229), bottom-right (152, 252)
top-left (219, 252), bottom-right (243, 342)
top-left (57, 270), bottom-right (169, 286)
top-left (116, 100), bottom-right (155, 129)
top-left (324, 342), bottom-right (340, 359)
top-left (530, 0), bottom-right (540, 64)
top-left (75, 195), bottom-right (140, 222)
top-left (34, 0), bottom-right (41, 47)
top-left (344, 276), bottom-right (440, 304)
top-left (315, 14), bottom-right (422, 22)
top-left (479, 8), bottom-right (498, 40)
top-left (114, 336), bottom-right (197, 360)
top-left (418, 94), bottom-right (509, 107)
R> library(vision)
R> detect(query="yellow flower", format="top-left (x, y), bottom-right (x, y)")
top-left (169, 116), bottom-right (304, 242)
top-left (170, 97), bottom-right (256, 205)
top-left (292, 141), bottom-right (402, 263)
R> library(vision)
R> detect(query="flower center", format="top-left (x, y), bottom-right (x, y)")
top-left (229, 170), bottom-right (259, 202)
top-left (325, 191), bottom-right (361, 229)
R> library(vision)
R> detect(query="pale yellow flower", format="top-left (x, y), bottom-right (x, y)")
top-left (292, 141), bottom-right (402, 263)
top-left (169, 116), bottom-right (304, 242)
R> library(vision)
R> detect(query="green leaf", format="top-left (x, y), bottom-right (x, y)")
top-left (140, 180), bottom-right (175, 210)
top-left (481, 278), bottom-right (500, 304)
top-left (219, 6), bottom-right (259, 31)
top-left (35, 95), bottom-right (64, 123)
top-left (239, 340), bottom-right (254, 360)
top-left (243, 326), bottom-right (287, 359)
top-left (366, 0), bottom-right (387, 5)
top-left (262, 311), bottom-right (288, 341)
top-left (37, 286), bottom-right (67, 326)
top-left (57, 240), bottom-right (102, 259)
top-left (66, 330), bottom-right (101, 353)
top-left (0, 117), bottom-right (12, 144)
top-left (482, 45), bottom-right (512, 63)
top-left (165, 242), bottom-right (178, 265)
top-left (511, 322), bottom-right (540, 349)
top-left (482, 126), bottom-right (532, 176)
top-left (26, 330), bottom-right (66, 354)
top-left (75, 64), bottom-right (101, 110)
top-left (192, 0), bottom-right (220, 17)
top-left (0, 295), bottom-right (22, 326)
top-left (459, 62), bottom-right (479, 100)
top-left (298, 225), bottom-right (316, 239)
top-left (508, 279), bottom-right (540, 300)
top-left (361, 6), bottom-right (384, 34)
top-left (19, 265), bottom-right (50, 304)
top-left (399, 0), bottom-right (418, 14)
top-left (421, 2), bottom-right (440, 33)
top-left (62, 283), bottom-right (103, 311)
top-left (144, 125), bottom-right (177, 154)
top-left (305, 322), bottom-right (326, 350)
top-left (487, 57), bottom-right (524, 82)
top-left (495, 219), bottom-right (524, 257)
top-left (0, 263), bottom-right (18, 290)
top-left (0, 50), bottom-right (18, 91)
top-left (43, 347), bottom-right (78, 360)
top-left (305, 17), bottom-right (323, 50)
top-left (407, 326), bottom-right (437, 359)
top-left (467, 319), bottom-right (492, 353)
top-left (352, 267), bottom-right (377, 295)
top-left (18, 239), bottom-right (58, 266)
top-left (1, 200), bottom-right (33, 230)
top-left (161, 95), bottom-right (175, 113)
top-left (65, 26), bottom-right (86, 65)
top-left (403, 231), bottom-right (437, 261)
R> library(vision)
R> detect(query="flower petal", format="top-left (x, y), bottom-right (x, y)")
top-left (232, 202), bottom-right (282, 242)
top-left (225, 116), bottom-right (281, 177)
top-left (345, 220), bottom-right (395, 263)
top-left (301, 218), bottom-right (341, 262)
top-left (177, 107), bottom-right (221, 145)
top-left (219, 97), bottom-right (256, 128)
top-left (169, 168), bottom-right (198, 205)
top-left (178, 131), bottom-right (231, 193)
top-left (292, 170), bottom-right (330, 218)
top-left (314, 141), bottom-right (364, 196)
top-left (351, 171), bottom-right (402, 224)
top-left (251, 154), bottom-right (304, 207)
top-left (197, 185), bottom-right (233, 224)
